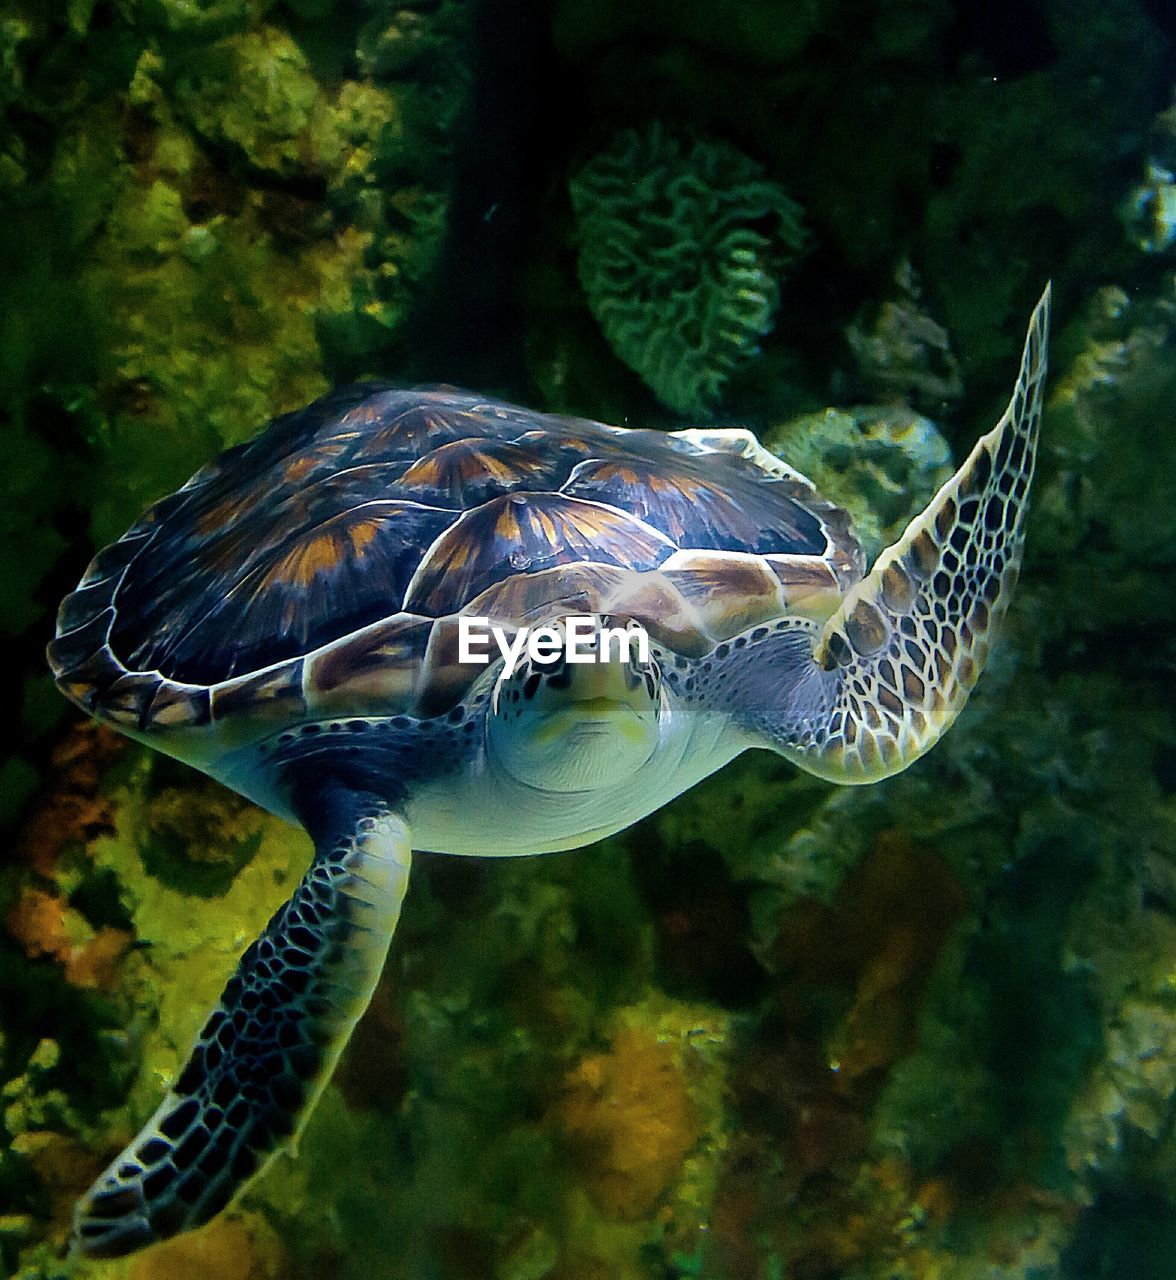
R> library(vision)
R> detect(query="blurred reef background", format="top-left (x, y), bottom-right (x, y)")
top-left (2, 0), bottom-right (1176, 1277)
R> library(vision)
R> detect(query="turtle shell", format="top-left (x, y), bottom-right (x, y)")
top-left (49, 386), bottom-right (863, 741)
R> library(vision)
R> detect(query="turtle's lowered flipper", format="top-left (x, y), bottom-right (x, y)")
top-left (71, 790), bottom-right (411, 1259)
top-left (716, 285), bottom-right (1050, 783)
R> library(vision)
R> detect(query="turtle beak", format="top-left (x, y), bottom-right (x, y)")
top-left (565, 660), bottom-right (625, 702)
top-left (531, 650), bottom-right (659, 744)
top-left (489, 629), bottom-right (662, 791)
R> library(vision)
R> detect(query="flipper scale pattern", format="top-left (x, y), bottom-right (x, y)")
top-left (798, 285), bottom-right (1051, 781)
top-left (71, 792), bottom-right (411, 1259)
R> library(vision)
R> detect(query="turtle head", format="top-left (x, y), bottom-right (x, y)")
top-left (487, 618), bottom-right (663, 792)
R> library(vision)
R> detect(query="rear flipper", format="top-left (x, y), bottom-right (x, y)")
top-left (713, 285), bottom-right (1050, 782)
top-left (72, 791), bottom-right (411, 1259)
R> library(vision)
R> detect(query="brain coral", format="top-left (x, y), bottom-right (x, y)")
top-left (569, 121), bottom-right (808, 415)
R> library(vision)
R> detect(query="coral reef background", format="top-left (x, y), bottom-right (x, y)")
top-left (569, 121), bottom-right (808, 415)
top-left (2, 0), bottom-right (1175, 1277)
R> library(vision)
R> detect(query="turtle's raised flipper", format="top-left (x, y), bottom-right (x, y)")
top-left (71, 790), bottom-right (411, 1259)
top-left (712, 285), bottom-right (1050, 783)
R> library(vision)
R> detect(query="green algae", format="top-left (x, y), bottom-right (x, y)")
top-left (569, 122), bottom-right (809, 416)
top-left (170, 27), bottom-right (323, 174)
top-left (2, 0), bottom-right (467, 541)
top-left (87, 760), bottom-right (306, 1127)
top-left (767, 406), bottom-right (952, 561)
top-left (119, 0), bottom-right (267, 41)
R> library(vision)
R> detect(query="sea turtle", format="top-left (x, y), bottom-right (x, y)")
top-left (49, 288), bottom-right (1050, 1258)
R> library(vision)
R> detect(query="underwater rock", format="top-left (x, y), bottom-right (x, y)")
top-left (1, 1038), bottom-right (108, 1255)
top-left (1044, 278), bottom-right (1176, 563)
top-left (3, 1040), bottom-right (70, 1139)
top-left (553, 1003), bottom-right (720, 1222)
top-left (1066, 997), bottom-right (1176, 1185)
top-left (765, 403), bottom-right (952, 561)
top-left (3, 888), bottom-right (130, 992)
top-left (569, 122), bottom-right (808, 415)
top-left (119, 0), bottom-right (267, 40)
top-left (124, 1213), bottom-right (288, 1280)
top-left (140, 772), bottom-right (268, 897)
top-left (170, 27), bottom-right (323, 177)
top-left (843, 260), bottom-right (965, 414)
top-left (1120, 160), bottom-right (1176, 256)
top-left (14, 722), bottom-right (126, 878)
top-left (1120, 90), bottom-right (1176, 255)
top-left (8, 1129), bottom-right (99, 1245)
top-left (777, 831), bottom-right (967, 1087)
top-left (0, 9), bottom-right (33, 112)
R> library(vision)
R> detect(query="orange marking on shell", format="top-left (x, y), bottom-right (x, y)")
top-left (494, 506), bottom-right (519, 542)
top-left (668, 472), bottom-right (708, 498)
top-left (254, 533), bottom-right (327, 593)
top-left (401, 439), bottom-right (553, 503)
top-left (341, 399), bottom-right (388, 426)
top-left (536, 508), bottom-right (559, 549)
top-left (401, 454), bottom-right (443, 485)
top-left (194, 496), bottom-right (243, 538)
top-left (348, 519), bottom-right (380, 556)
top-left (443, 536), bottom-right (473, 573)
top-left (287, 533), bottom-right (342, 587)
top-left (482, 452), bottom-right (514, 482)
top-left (556, 434), bottom-right (600, 454)
top-left (283, 454), bottom-right (319, 484)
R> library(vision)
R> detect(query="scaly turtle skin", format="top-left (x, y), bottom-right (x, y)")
top-left (49, 288), bottom-right (1050, 1258)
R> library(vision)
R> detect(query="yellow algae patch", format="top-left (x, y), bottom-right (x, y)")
top-left (554, 1001), bottom-right (727, 1222)
top-left (125, 1212), bottom-right (287, 1280)
top-left (87, 755), bottom-right (310, 1124)
top-left (8, 1130), bottom-right (102, 1237)
top-left (3, 886), bottom-right (131, 991)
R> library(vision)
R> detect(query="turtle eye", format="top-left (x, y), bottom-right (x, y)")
top-left (523, 670), bottom-right (542, 700)
top-left (624, 620), bottom-right (645, 656)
